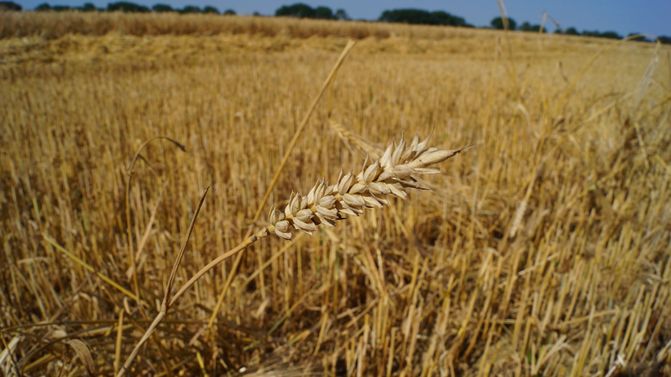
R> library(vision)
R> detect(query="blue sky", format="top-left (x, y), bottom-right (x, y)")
top-left (14, 0), bottom-right (671, 37)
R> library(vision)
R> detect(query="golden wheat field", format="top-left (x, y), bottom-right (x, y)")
top-left (1, 12), bottom-right (670, 377)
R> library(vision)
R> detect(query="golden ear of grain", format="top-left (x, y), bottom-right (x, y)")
top-left (265, 137), bottom-right (464, 240)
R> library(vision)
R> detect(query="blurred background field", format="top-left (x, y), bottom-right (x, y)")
top-left (1, 13), bottom-right (670, 376)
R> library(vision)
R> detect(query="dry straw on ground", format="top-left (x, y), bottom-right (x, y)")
top-left (1, 12), bottom-right (670, 377)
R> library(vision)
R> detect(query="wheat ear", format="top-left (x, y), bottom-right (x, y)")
top-left (260, 136), bottom-right (463, 240)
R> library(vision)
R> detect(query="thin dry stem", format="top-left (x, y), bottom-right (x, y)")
top-left (117, 186), bottom-right (208, 377)
top-left (125, 136), bottom-right (186, 304)
top-left (207, 40), bottom-right (357, 328)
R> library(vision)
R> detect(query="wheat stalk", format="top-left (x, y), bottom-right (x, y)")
top-left (117, 136), bottom-right (462, 376)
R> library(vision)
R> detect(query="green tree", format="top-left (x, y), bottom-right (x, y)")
top-left (379, 8), bottom-right (469, 27)
top-left (658, 36), bottom-right (671, 44)
top-left (202, 5), bottom-right (219, 14)
top-left (180, 5), bottom-right (201, 14)
top-left (430, 10), bottom-right (468, 26)
top-left (314, 5), bottom-right (335, 20)
top-left (35, 2), bottom-right (51, 11)
top-left (107, 1), bottom-right (149, 13)
top-left (582, 30), bottom-right (621, 40)
top-left (335, 8), bottom-right (349, 20)
top-left (380, 9), bottom-right (432, 24)
top-left (275, 3), bottom-right (315, 18)
top-left (599, 31), bottom-right (621, 39)
top-left (563, 27), bottom-right (580, 36)
top-left (490, 16), bottom-right (517, 30)
top-left (80, 2), bottom-right (96, 11)
top-left (0, 1), bottom-right (22, 11)
top-left (152, 3), bottom-right (173, 12)
top-left (223, 8), bottom-right (236, 15)
top-left (519, 21), bottom-right (543, 32)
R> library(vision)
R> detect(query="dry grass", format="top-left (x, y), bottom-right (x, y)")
top-left (1, 13), bottom-right (671, 377)
top-left (0, 11), bottom-right (477, 40)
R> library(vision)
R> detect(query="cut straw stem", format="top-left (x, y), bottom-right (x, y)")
top-left (43, 235), bottom-right (139, 303)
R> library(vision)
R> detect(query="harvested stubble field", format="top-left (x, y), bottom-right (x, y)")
top-left (1, 12), bottom-right (671, 377)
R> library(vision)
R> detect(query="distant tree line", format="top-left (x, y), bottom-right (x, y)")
top-left (26, 1), bottom-right (235, 15)
top-left (0, 0), bottom-right (22, 11)
top-left (488, 15), bottom-right (664, 42)
top-left (378, 8), bottom-right (472, 27)
top-left (274, 3), bottom-right (349, 20)
top-left (1, 0), bottom-right (669, 44)
top-left (272, 4), bottom-right (668, 43)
